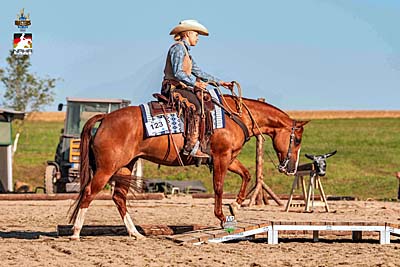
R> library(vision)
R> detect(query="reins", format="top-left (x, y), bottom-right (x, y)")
top-left (164, 80), bottom-right (297, 171)
top-left (212, 81), bottom-right (266, 142)
top-left (213, 81), bottom-right (299, 171)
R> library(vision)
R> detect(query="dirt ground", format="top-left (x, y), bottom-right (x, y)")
top-left (0, 197), bottom-right (399, 267)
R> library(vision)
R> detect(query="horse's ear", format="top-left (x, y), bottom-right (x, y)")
top-left (296, 120), bottom-right (310, 127)
top-left (305, 154), bottom-right (314, 160)
top-left (325, 150), bottom-right (337, 158)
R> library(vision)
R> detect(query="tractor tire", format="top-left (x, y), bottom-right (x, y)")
top-left (45, 165), bottom-right (56, 194)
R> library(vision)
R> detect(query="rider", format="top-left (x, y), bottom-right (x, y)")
top-left (162, 19), bottom-right (233, 159)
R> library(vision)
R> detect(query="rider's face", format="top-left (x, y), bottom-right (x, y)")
top-left (187, 31), bottom-right (199, 46)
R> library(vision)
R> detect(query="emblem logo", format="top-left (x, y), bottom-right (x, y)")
top-left (15, 8), bottom-right (31, 32)
top-left (13, 8), bottom-right (32, 55)
top-left (13, 33), bottom-right (32, 55)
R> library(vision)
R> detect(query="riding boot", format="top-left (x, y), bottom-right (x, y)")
top-left (183, 115), bottom-right (210, 159)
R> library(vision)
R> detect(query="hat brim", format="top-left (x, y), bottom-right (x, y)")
top-left (170, 25), bottom-right (209, 36)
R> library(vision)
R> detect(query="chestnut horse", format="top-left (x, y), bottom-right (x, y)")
top-left (69, 95), bottom-right (308, 239)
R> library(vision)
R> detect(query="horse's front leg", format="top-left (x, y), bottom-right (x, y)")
top-left (213, 154), bottom-right (231, 227)
top-left (227, 158), bottom-right (251, 216)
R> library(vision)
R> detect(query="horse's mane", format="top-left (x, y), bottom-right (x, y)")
top-left (222, 94), bottom-right (292, 122)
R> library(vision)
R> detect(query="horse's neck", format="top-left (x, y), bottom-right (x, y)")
top-left (225, 96), bottom-right (292, 137)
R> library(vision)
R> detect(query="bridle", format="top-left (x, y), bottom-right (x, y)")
top-left (212, 83), bottom-right (301, 173)
top-left (278, 120), bottom-right (298, 173)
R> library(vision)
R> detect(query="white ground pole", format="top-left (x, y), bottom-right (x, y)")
top-left (7, 145), bottom-right (12, 192)
top-left (271, 224), bottom-right (390, 245)
top-left (193, 226), bottom-right (273, 245)
top-left (387, 226), bottom-right (400, 244)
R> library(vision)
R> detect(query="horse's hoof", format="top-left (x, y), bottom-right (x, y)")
top-left (228, 202), bottom-right (240, 216)
top-left (69, 235), bottom-right (80, 241)
top-left (219, 218), bottom-right (227, 229)
top-left (129, 232), bottom-right (146, 240)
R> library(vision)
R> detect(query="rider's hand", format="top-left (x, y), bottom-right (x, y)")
top-left (219, 81), bottom-right (234, 91)
top-left (195, 81), bottom-right (207, 89)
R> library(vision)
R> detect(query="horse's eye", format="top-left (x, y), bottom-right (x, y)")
top-left (294, 137), bottom-right (301, 146)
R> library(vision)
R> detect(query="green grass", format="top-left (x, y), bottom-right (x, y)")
top-left (12, 121), bottom-right (63, 188)
top-left (11, 118), bottom-right (400, 200)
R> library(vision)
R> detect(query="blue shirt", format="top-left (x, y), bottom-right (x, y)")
top-left (168, 39), bottom-right (221, 87)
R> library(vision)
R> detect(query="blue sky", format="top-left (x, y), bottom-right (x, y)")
top-left (0, 0), bottom-right (399, 110)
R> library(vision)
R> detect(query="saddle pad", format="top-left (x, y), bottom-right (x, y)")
top-left (149, 101), bottom-right (176, 117)
top-left (140, 88), bottom-right (225, 137)
top-left (209, 88), bottom-right (225, 130)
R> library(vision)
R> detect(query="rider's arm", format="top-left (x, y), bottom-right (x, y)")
top-left (191, 58), bottom-right (221, 85)
top-left (169, 44), bottom-right (197, 87)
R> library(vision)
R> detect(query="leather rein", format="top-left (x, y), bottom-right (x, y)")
top-left (212, 82), bottom-right (299, 172)
top-left (210, 81), bottom-right (259, 145)
top-left (211, 99), bottom-right (250, 143)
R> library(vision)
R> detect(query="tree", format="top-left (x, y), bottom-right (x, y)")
top-left (0, 50), bottom-right (58, 111)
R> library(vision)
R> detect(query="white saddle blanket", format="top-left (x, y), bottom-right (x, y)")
top-left (140, 88), bottom-right (225, 137)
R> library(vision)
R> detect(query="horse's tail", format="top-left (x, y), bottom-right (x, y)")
top-left (69, 113), bottom-right (106, 224)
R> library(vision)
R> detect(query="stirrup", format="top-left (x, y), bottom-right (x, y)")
top-left (190, 141), bottom-right (209, 159)
top-left (191, 150), bottom-right (210, 159)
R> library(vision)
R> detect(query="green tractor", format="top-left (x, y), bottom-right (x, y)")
top-left (44, 97), bottom-right (142, 193)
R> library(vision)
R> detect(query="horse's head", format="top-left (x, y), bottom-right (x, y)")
top-left (305, 150), bottom-right (337, 176)
top-left (273, 120), bottom-right (309, 175)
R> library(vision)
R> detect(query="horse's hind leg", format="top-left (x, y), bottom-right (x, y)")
top-left (71, 170), bottom-right (112, 240)
top-left (227, 158), bottom-right (251, 216)
top-left (112, 179), bottom-right (145, 240)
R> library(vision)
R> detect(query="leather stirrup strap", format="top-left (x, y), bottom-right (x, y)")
top-left (161, 104), bottom-right (185, 166)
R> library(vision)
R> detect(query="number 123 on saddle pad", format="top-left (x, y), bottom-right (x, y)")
top-left (142, 107), bottom-right (184, 137)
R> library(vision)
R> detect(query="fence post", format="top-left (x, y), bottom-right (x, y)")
top-left (248, 98), bottom-right (283, 206)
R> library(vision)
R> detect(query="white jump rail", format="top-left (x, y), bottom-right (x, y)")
top-left (270, 221), bottom-right (391, 245)
top-left (193, 225), bottom-right (272, 245)
top-left (386, 223), bottom-right (400, 244)
top-left (169, 221), bottom-right (399, 245)
top-left (168, 220), bottom-right (272, 244)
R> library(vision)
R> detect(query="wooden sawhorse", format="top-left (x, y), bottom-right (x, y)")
top-left (285, 163), bottom-right (330, 212)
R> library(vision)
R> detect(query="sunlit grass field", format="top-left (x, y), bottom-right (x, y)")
top-left (12, 118), bottom-right (400, 200)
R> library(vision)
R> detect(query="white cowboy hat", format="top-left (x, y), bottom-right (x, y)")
top-left (169, 19), bottom-right (209, 36)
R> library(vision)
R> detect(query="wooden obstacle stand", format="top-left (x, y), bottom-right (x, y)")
top-left (285, 151), bottom-right (337, 212)
top-left (245, 98), bottom-right (284, 207)
top-left (168, 220), bottom-right (400, 245)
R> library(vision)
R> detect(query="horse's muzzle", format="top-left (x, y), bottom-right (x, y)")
top-left (278, 159), bottom-right (297, 175)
